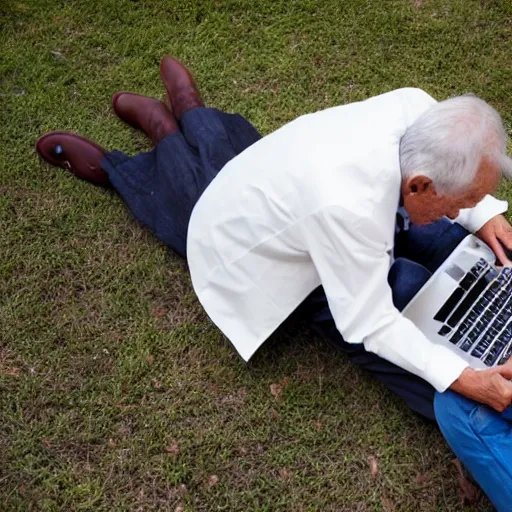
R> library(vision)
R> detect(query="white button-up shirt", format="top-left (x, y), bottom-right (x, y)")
top-left (187, 88), bottom-right (507, 392)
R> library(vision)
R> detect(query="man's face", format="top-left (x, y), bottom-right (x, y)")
top-left (402, 158), bottom-right (501, 225)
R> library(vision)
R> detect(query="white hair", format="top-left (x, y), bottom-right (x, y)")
top-left (399, 94), bottom-right (512, 195)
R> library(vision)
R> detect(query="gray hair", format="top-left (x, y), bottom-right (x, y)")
top-left (399, 94), bottom-right (512, 195)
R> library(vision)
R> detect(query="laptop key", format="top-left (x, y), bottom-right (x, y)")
top-left (466, 309), bottom-right (478, 323)
top-left (485, 340), bottom-right (508, 365)
top-left (460, 337), bottom-right (474, 352)
top-left (438, 325), bottom-right (452, 337)
top-left (473, 259), bottom-right (490, 276)
top-left (451, 320), bottom-right (472, 345)
top-left (493, 317), bottom-right (506, 332)
top-left (450, 330), bottom-right (463, 345)
top-left (434, 287), bottom-right (465, 323)
top-left (472, 344), bottom-right (486, 358)
top-left (473, 300), bottom-right (486, 316)
top-left (471, 336), bottom-right (493, 358)
top-left (460, 272), bottom-right (477, 291)
top-left (459, 321), bottom-right (472, 335)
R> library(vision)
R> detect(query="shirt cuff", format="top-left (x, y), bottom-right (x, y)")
top-left (455, 195), bottom-right (508, 233)
top-left (424, 343), bottom-right (470, 392)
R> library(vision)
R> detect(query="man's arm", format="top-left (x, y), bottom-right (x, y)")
top-left (455, 194), bottom-right (508, 233)
top-left (456, 193), bottom-right (512, 265)
top-left (305, 205), bottom-right (512, 410)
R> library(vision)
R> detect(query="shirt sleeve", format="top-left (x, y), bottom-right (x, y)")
top-left (304, 205), bottom-right (469, 392)
top-left (455, 195), bottom-right (508, 233)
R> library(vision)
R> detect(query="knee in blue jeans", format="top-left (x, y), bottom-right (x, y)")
top-left (435, 390), bottom-right (511, 435)
top-left (434, 390), bottom-right (472, 428)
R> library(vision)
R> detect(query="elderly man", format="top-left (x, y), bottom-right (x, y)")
top-left (36, 57), bottom-right (512, 509)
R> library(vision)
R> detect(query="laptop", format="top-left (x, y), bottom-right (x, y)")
top-left (402, 234), bottom-right (512, 369)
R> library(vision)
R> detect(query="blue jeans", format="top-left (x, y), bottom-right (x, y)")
top-left (435, 392), bottom-right (512, 511)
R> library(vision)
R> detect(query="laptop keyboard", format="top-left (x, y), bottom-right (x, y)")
top-left (435, 258), bottom-right (512, 366)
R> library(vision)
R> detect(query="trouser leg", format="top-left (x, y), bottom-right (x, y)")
top-left (394, 219), bottom-right (469, 272)
top-left (435, 391), bottom-right (512, 512)
top-left (100, 108), bottom-right (262, 258)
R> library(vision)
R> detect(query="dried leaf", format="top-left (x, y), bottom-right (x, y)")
top-left (382, 496), bottom-right (396, 511)
top-left (166, 440), bottom-right (180, 456)
top-left (279, 468), bottom-right (292, 479)
top-left (152, 306), bottom-right (167, 318)
top-left (312, 55), bottom-right (323, 67)
top-left (270, 376), bottom-right (291, 399)
top-left (368, 455), bottom-right (379, 479)
top-left (2, 367), bottom-right (20, 376)
top-left (453, 459), bottom-right (482, 505)
top-left (146, 354), bottom-right (154, 365)
top-left (270, 383), bottom-right (282, 399)
top-left (207, 475), bottom-right (219, 487)
top-left (415, 473), bottom-right (429, 484)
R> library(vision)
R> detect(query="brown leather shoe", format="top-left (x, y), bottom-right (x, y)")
top-left (35, 131), bottom-right (110, 187)
top-left (112, 92), bottom-right (179, 144)
top-left (160, 56), bottom-right (204, 119)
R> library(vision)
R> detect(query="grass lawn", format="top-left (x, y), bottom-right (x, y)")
top-left (1, 0), bottom-right (511, 510)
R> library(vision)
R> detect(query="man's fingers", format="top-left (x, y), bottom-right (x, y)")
top-left (497, 359), bottom-right (512, 380)
top-left (499, 223), bottom-right (512, 246)
top-left (490, 373), bottom-right (512, 410)
top-left (488, 237), bottom-right (512, 267)
top-left (492, 373), bottom-right (512, 393)
top-left (500, 235), bottom-right (512, 251)
top-left (492, 372), bottom-right (512, 390)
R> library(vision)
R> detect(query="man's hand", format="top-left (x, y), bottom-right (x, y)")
top-left (451, 360), bottom-right (512, 412)
top-left (476, 214), bottom-right (512, 266)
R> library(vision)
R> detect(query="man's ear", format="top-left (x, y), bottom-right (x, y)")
top-left (403, 175), bottom-right (434, 196)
